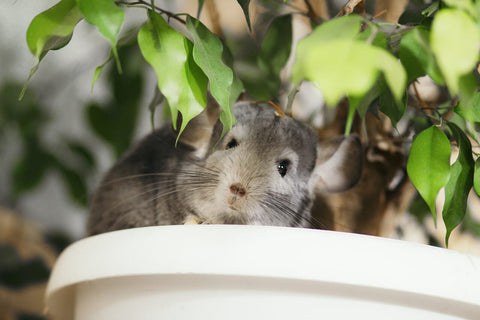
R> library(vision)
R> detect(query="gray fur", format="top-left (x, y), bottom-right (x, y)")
top-left (87, 101), bottom-right (359, 235)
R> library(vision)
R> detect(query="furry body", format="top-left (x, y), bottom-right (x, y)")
top-left (88, 101), bottom-right (359, 235)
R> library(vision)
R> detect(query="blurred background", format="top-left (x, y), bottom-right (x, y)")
top-left (1, 0), bottom-right (155, 241)
top-left (1, 1), bottom-right (159, 317)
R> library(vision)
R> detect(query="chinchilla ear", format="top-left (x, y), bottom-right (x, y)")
top-left (312, 134), bottom-right (363, 193)
top-left (176, 93), bottom-right (221, 157)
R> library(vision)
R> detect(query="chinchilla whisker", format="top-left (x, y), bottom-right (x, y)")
top-left (144, 183), bottom-right (219, 211)
top-left (101, 183), bottom-right (179, 211)
top-left (180, 168), bottom-right (221, 179)
top-left (99, 172), bottom-right (181, 186)
top-left (180, 158), bottom-right (221, 172)
top-left (301, 213), bottom-right (331, 230)
top-left (143, 189), bottom-right (184, 205)
top-left (312, 202), bottom-right (356, 232)
top-left (259, 197), bottom-right (297, 225)
top-left (100, 169), bottom-right (218, 189)
top-left (261, 195), bottom-right (330, 230)
top-left (177, 172), bottom-right (220, 186)
top-left (177, 174), bottom-right (219, 183)
top-left (176, 173), bottom-right (218, 182)
top-left (266, 196), bottom-right (328, 229)
top-left (285, 205), bottom-right (331, 229)
top-left (101, 183), bottom-right (194, 219)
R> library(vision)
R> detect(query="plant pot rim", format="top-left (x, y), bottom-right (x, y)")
top-left (46, 225), bottom-right (480, 318)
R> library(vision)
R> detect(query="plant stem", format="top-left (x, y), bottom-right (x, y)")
top-left (116, 0), bottom-right (186, 24)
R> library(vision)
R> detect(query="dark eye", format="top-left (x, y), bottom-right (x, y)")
top-left (277, 160), bottom-right (290, 177)
top-left (226, 138), bottom-right (238, 150)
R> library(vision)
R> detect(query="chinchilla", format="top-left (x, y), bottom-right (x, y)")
top-left (87, 99), bottom-right (362, 235)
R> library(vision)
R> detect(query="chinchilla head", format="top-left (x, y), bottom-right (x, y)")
top-left (180, 101), bottom-right (320, 227)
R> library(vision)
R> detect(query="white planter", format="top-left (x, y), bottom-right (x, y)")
top-left (46, 225), bottom-right (480, 320)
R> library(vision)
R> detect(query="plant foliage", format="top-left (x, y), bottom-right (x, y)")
top-left (1, 83), bottom-right (93, 206)
top-left (22, 0), bottom-right (480, 244)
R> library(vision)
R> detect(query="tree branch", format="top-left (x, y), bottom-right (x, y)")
top-left (336, 0), bottom-right (366, 17)
top-left (303, 0), bottom-right (321, 25)
top-left (206, 0), bottom-right (224, 39)
top-left (117, 0), bottom-right (186, 24)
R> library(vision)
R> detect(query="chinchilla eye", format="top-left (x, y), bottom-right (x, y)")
top-left (277, 159), bottom-right (290, 177)
top-left (226, 138), bottom-right (238, 150)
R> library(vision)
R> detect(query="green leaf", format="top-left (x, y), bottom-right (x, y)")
top-left (0, 83), bottom-right (49, 140)
top-left (442, 0), bottom-right (475, 16)
top-left (455, 91), bottom-right (480, 126)
top-left (26, 0), bottom-right (82, 59)
top-left (225, 15), bottom-right (291, 100)
top-left (346, 77), bottom-right (385, 135)
top-left (186, 16), bottom-right (241, 135)
top-left (236, 0), bottom-right (252, 32)
top-left (258, 15), bottom-right (292, 77)
top-left (292, 15), bottom-right (362, 82)
top-left (87, 43), bottom-right (144, 157)
top-left (91, 26), bottom-right (141, 90)
top-left (407, 126), bottom-right (451, 223)
top-left (220, 36), bottom-right (243, 135)
top-left (398, 29), bottom-right (425, 82)
top-left (431, 9), bottom-right (480, 96)
top-left (53, 158), bottom-right (88, 206)
top-left (355, 22), bottom-right (387, 49)
top-left (399, 27), bottom-right (443, 84)
top-left (138, 10), bottom-right (207, 138)
top-left (458, 71), bottom-right (479, 106)
top-left (422, 2), bottom-right (439, 17)
top-left (22, 0), bottom-right (83, 99)
top-left (91, 55), bottom-right (113, 91)
top-left (148, 85), bottom-right (165, 129)
top-left (181, 39), bottom-right (210, 136)
top-left (297, 15), bottom-right (363, 50)
top-left (443, 122), bottom-right (474, 246)
top-left (474, 158), bottom-right (480, 197)
top-left (257, 15), bottom-right (292, 97)
top-left (65, 140), bottom-right (96, 170)
top-left (378, 87), bottom-right (406, 128)
top-left (293, 39), bottom-right (406, 107)
top-left (349, 78), bottom-right (384, 118)
top-left (448, 111), bottom-right (468, 132)
top-left (76, 0), bottom-right (125, 72)
top-left (220, 74), bottom-right (243, 139)
top-left (376, 46), bottom-right (410, 105)
top-left (12, 143), bottom-right (52, 196)
top-left (293, 15), bottom-right (405, 107)
top-left (197, 0), bottom-right (206, 18)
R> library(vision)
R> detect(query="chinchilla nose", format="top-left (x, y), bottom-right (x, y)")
top-left (229, 183), bottom-right (246, 197)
